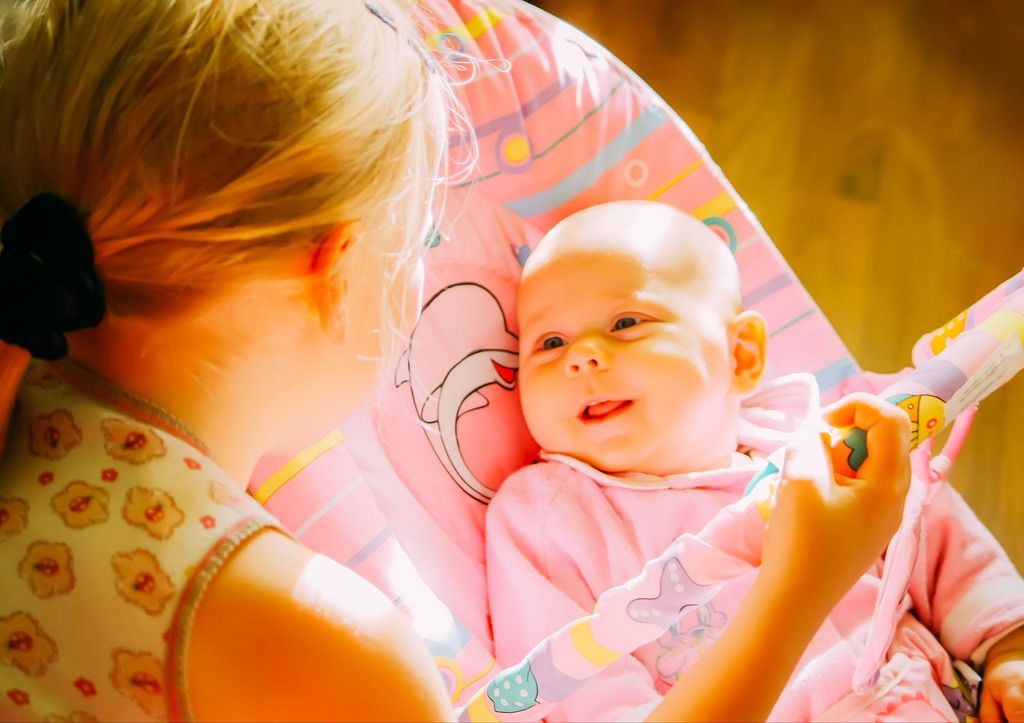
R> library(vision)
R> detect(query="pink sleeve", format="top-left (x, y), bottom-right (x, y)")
top-left (485, 465), bottom-right (661, 721)
top-left (907, 482), bottom-right (1024, 664)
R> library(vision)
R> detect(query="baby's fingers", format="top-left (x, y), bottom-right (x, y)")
top-left (823, 393), bottom-right (909, 437)
top-left (823, 394), bottom-right (911, 483)
top-left (1003, 684), bottom-right (1024, 722)
top-left (980, 686), bottom-right (1003, 723)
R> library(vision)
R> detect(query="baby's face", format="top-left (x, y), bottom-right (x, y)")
top-left (517, 202), bottom-right (753, 475)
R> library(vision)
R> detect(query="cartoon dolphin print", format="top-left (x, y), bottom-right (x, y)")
top-left (395, 283), bottom-right (519, 503)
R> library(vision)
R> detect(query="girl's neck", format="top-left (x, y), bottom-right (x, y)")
top-left (53, 357), bottom-right (214, 460)
top-left (64, 320), bottom-right (278, 488)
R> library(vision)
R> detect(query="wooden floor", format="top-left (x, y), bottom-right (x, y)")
top-left (535, 0), bottom-right (1024, 566)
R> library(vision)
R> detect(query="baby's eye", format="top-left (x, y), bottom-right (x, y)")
top-left (541, 336), bottom-right (566, 350)
top-left (612, 316), bottom-right (640, 331)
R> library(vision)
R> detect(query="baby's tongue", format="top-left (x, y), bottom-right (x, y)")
top-left (588, 400), bottom-right (623, 418)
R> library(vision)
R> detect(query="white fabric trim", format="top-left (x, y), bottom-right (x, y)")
top-left (615, 697), bottom-right (662, 722)
top-left (937, 576), bottom-right (1024, 663)
top-left (539, 450), bottom-right (757, 491)
top-left (971, 620), bottom-right (1024, 667)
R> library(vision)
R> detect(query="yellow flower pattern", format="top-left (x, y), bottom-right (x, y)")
top-left (0, 363), bottom-right (279, 721)
top-left (28, 410), bottom-right (82, 460)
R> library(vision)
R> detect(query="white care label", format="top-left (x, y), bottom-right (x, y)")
top-left (945, 328), bottom-right (1024, 420)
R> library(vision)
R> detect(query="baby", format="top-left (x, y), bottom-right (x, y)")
top-left (486, 200), bottom-right (1024, 721)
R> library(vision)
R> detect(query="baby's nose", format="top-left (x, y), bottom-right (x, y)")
top-left (568, 357), bottom-right (600, 375)
top-left (566, 344), bottom-right (608, 376)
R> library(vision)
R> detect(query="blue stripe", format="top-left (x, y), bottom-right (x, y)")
top-left (814, 357), bottom-right (859, 392)
top-left (344, 528), bottom-right (393, 568)
top-left (505, 105), bottom-right (668, 218)
top-left (423, 616), bottom-right (473, 659)
top-left (743, 273), bottom-right (793, 307)
top-left (743, 461), bottom-right (779, 496)
top-left (769, 309), bottom-right (815, 338)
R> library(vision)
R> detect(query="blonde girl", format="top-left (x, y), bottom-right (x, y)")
top-left (0, 0), bottom-right (911, 720)
top-left (0, 0), bottom-right (452, 719)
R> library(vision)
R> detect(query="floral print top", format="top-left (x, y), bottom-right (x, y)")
top-left (0, 363), bottom-right (282, 721)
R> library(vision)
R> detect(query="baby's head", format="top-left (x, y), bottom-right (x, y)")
top-left (517, 201), bottom-right (767, 476)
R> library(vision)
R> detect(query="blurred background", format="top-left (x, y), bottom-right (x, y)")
top-left (531, 0), bottom-right (1024, 565)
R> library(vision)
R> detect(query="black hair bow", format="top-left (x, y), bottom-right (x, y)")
top-left (0, 194), bottom-right (105, 359)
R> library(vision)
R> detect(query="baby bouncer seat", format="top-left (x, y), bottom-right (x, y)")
top-left (247, 0), bottom-right (1023, 716)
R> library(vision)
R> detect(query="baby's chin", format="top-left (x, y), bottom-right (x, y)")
top-left (556, 435), bottom-right (716, 477)
top-left (552, 441), bottom-right (656, 476)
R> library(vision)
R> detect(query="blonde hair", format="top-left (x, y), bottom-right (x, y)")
top-left (0, 0), bottom-right (450, 452)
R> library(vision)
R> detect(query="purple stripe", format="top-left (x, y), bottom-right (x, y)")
top-left (522, 76), bottom-right (571, 116)
top-left (448, 76), bottom-right (571, 148)
top-left (743, 273), bottom-right (794, 307)
top-left (344, 528), bottom-right (392, 568)
top-left (815, 357), bottom-right (860, 392)
top-left (902, 359), bottom-right (969, 400)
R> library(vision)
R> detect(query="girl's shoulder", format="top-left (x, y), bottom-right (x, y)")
top-left (186, 529), bottom-right (453, 721)
top-left (0, 365), bottom-right (280, 722)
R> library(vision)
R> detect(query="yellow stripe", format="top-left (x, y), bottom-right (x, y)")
top-left (457, 657), bottom-right (496, 703)
top-left (646, 159), bottom-right (703, 200)
top-left (692, 191), bottom-right (737, 221)
top-left (466, 691), bottom-right (501, 722)
top-left (250, 429), bottom-right (344, 504)
top-left (978, 309), bottom-right (1024, 345)
top-left (435, 656), bottom-right (496, 705)
top-left (570, 621), bottom-right (621, 667)
top-left (753, 477), bottom-right (779, 521)
top-left (424, 7), bottom-right (504, 48)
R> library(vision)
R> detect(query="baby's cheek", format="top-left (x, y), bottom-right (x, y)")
top-left (519, 376), bottom-right (562, 446)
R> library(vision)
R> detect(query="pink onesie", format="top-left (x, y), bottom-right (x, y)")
top-left (486, 376), bottom-right (1024, 721)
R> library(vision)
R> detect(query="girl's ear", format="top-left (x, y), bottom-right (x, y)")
top-left (729, 310), bottom-right (767, 394)
top-left (309, 223), bottom-right (358, 340)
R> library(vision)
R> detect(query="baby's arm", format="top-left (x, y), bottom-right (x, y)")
top-left (486, 465), bottom-right (662, 721)
top-left (650, 393), bottom-right (913, 722)
top-left (981, 625), bottom-right (1024, 722)
top-left (907, 479), bottom-right (1024, 722)
top-left (909, 482), bottom-right (1024, 663)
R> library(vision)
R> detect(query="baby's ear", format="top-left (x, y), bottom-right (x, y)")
top-left (729, 310), bottom-right (767, 394)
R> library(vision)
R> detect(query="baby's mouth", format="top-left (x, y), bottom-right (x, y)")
top-left (580, 399), bottom-right (634, 422)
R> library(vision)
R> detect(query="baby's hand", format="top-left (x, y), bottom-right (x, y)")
top-left (981, 627), bottom-right (1024, 722)
top-left (761, 394), bottom-right (911, 610)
